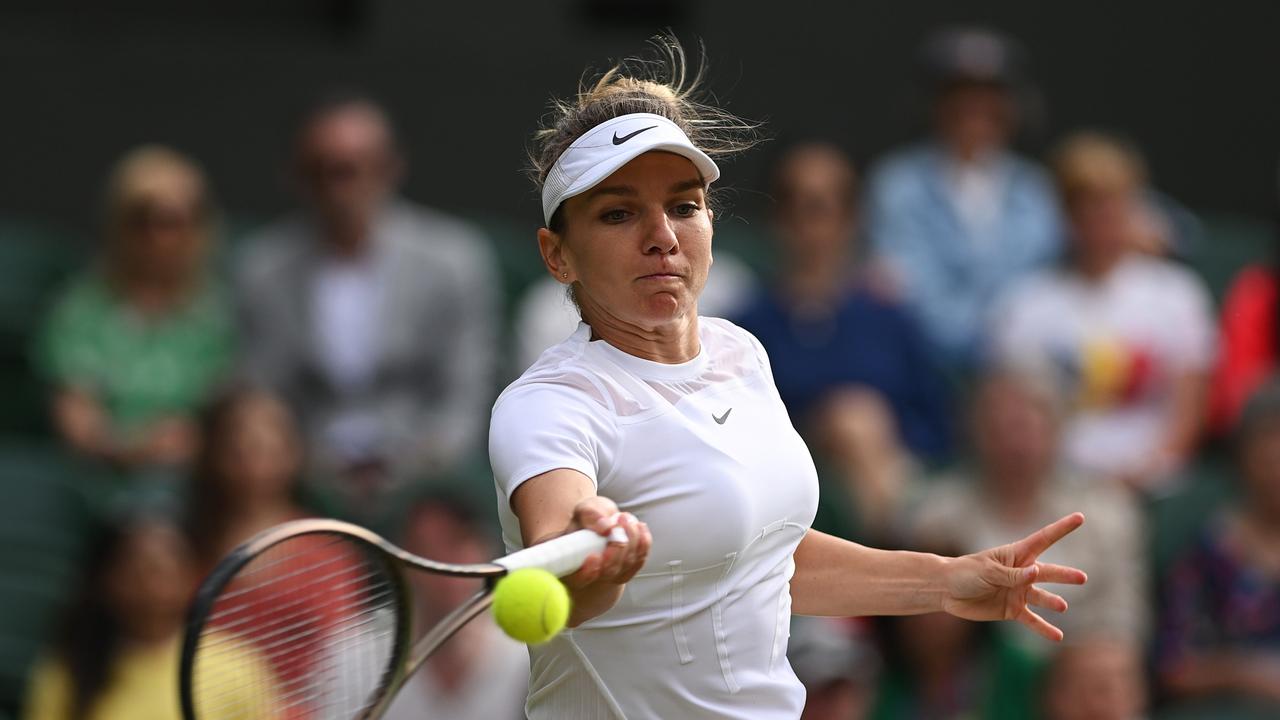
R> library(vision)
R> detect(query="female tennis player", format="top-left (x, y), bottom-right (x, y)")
top-left (490, 40), bottom-right (1088, 719)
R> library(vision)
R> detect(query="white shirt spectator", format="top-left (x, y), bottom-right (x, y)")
top-left (313, 255), bottom-right (383, 394)
top-left (989, 255), bottom-right (1215, 483)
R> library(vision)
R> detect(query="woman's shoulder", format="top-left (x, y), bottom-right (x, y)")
top-left (700, 315), bottom-right (762, 351)
top-left (494, 331), bottom-right (619, 417)
top-left (700, 316), bottom-right (773, 371)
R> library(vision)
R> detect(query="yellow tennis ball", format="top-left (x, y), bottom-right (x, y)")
top-left (491, 568), bottom-right (571, 645)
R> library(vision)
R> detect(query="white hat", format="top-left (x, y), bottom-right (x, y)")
top-left (541, 112), bottom-right (720, 226)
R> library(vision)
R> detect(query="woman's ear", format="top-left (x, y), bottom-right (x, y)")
top-left (538, 227), bottom-right (574, 284)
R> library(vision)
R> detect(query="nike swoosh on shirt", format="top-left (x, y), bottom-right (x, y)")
top-left (612, 126), bottom-right (658, 145)
top-left (713, 408), bottom-right (732, 425)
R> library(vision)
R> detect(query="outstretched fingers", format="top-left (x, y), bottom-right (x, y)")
top-left (1027, 586), bottom-right (1068, 614)
top-left (1035, 562), bottom-right (1088, 586)
top-left (1018, 606), bottom-right (1065, 642)
top-left (1014, 512), bottom-right (1085, 562)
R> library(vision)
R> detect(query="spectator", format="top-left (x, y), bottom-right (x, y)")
top-left (36, 146), bottom-right (233, 481)
top-left (865, 26), bottom-right (1062, 369)
top-left (1156, 380), bottom-right (1280, 710)
top-left (735, 145), bottom-right (950, 542)
top-left (989, 132), bottom-right (1215, 493)
top-left (906, 370), bottom-right (1148, 652)
top-left (736, 144), bottom-right (951, 460)
top-left (22, 519), bottom-right (270, 720)
top-left (236, 93), bottom-right (500, 516)
top-left (788, 617), bottom-right (879, 720)
top-left (1209, 170), bottom-right (1280, 434)
top-left (383, 492), bottom-right (527, 720)
top-left (186, 387), bottom-right (311, 573)
top-left (1043, 638), bottom-right (1147, 720)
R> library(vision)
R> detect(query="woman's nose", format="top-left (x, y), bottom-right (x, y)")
top-left (643, 211), bottom-right (679, 255)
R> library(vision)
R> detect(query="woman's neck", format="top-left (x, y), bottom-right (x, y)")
top-left (1074, 248), bottom-right (1126, 283)
top-left (221, 499), bottom-right (297, 546)
top-left (580, 300), bottom-right (700, 364)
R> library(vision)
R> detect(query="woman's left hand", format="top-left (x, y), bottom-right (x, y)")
top-left (941, 513), bottom-right (1088, 641)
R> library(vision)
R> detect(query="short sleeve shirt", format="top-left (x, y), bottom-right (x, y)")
top-left (490, 318), bottom-right (819, 719)
top-left (36, 272), bottom-right (234, 436)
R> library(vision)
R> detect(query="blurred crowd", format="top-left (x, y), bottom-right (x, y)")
top-left (9, 24), bottom-right (1280, 720)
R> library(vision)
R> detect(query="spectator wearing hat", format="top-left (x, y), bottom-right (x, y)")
top-left (865, 26), bottom-right (1063, 369)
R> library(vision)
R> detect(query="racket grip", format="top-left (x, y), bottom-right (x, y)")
top-left (495, 527), bottom-right (629, 577)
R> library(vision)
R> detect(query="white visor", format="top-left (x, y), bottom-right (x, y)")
top-left (541, 112), bottom-right (720, 226)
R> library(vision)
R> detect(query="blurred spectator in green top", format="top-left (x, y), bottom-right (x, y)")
top-left (35, 146), bottom-right (233, 478)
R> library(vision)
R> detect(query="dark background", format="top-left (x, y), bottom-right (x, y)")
top-left (1, 0), bottom-right (1277, 235)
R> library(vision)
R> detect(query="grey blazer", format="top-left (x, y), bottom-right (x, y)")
top-left (235, 199), bottom-right (500, 495)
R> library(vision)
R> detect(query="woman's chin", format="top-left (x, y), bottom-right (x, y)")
top-left (636, 292), bottom-right (690, 324)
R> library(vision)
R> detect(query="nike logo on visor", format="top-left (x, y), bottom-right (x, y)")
top-left (613, 126), bottom-right (658, 145)
top-left (713, 408), bottom-right (732, 425)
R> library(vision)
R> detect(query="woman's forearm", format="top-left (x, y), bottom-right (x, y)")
top-left (791, 529), bottom-right (950, 617)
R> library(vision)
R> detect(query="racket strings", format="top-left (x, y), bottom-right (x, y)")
top-left (190, 534), bottom-right (400, 719)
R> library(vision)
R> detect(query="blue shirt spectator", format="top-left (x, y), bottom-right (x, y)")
top-left (733, 143), bottom-right (951, 462)
top-left (864, 27), bottom-right (1063, 368)
top-left (736, 283), bottom-right (951, 461)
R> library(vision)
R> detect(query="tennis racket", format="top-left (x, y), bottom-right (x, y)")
top-left (179, 518), bottom-right (625, 720)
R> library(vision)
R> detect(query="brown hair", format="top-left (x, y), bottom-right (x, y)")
top-left (529, 36), bottom-right (760, 231)
top-left (187, 386), bottom-right (302, 568)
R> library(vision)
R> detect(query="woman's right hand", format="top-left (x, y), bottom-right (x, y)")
top-left (510, 469), bottom-right (651, 627)
top-left (563, 495), bottom-right (651, 590)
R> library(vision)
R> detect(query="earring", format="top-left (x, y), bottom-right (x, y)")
top-left (561, 272), bottom-right (568, 279)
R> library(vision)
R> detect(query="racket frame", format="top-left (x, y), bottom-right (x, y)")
top-left (179, 518), bottom-right (506, 720)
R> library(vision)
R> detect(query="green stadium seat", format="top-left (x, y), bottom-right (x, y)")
top-left (1187, 213), bottom-right (1273, 303)
top-left (0, 219), bottom-right (88, 438)
top-left (0, 440), bottom-right (94, 717)
top-left (1147, 453), bottom-right (1237, 581)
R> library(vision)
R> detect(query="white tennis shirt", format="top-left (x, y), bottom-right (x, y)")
top-left (490, 317), bottom-right (819, 719)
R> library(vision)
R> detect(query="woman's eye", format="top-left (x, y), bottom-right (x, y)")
top-left (602, 209), bottom-right (629, 223)
top-left (673, 203), bottom-right (701, 217)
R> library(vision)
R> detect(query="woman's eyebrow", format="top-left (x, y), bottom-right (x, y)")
top-left (669, 178), bottom-right (704, 194)
top-left (585, 184), bottom-right (637, 200)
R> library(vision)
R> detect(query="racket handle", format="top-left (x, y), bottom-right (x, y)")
top-left (496, 527), bottom-right (629, 577)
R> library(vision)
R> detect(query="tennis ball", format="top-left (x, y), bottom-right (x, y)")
top-left (492, 568), bottom-right (571, 644)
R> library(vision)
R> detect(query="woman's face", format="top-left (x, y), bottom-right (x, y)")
top-left (974, 379), bottom-right (1057, 481)
top-left (774, 152), bottom-right (857, 264)
top-left (106, 523), bottom-right (196, 643)
top-left (935, 82), bottom-right (1015, 160)
top-left (1067, 189), bottom-right (1136, 270)
top-left (214, 396), bottom-right (300, 505)
top-left (546, 151), bottom-right (713, 331)
top-left (116, 178), bottom-right (208, 288)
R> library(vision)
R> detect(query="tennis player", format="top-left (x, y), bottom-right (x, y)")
top-left (490, 40), bottom-right (1088, 719)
